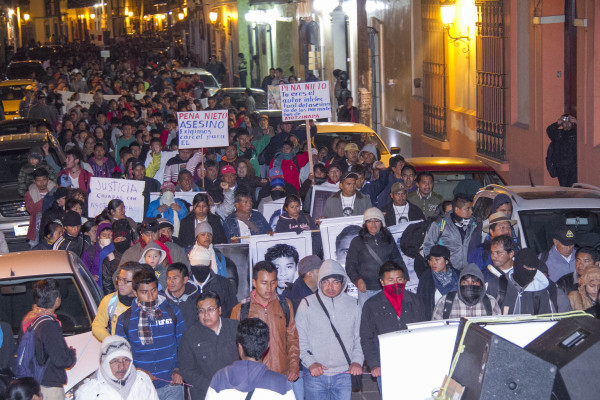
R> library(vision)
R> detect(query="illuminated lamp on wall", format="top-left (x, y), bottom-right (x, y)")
top-left (440, 0), bottom-right (470, 55)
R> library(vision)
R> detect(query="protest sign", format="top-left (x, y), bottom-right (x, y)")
top-left (59, 91), bottom-right (144, 109)
top-left (177, 110), bottom-right (229, 149)
top-left (389, 221), bottom-right (422, 294)
top-left (310, 186), bottom-right (338, 218)
top-left (88, 177), bottom-right (146, 222)
top-left (149, 191), bottom-right (202, 205)
top-left (267, 85), bottom-right (281, 110)
top-left (280, 81), bottom-right (332, 121)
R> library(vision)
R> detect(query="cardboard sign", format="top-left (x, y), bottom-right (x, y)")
top-left (88, 177), bottom-right (146, 222)
top-left (280, 81), bottom-right (332, 121)
top-left (177, 110), bottom-right (229, 149)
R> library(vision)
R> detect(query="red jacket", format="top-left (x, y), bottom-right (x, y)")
top-left (269, 152), bottom-right (309, 191)
top-left (57, 168), bottom-right (93, 193)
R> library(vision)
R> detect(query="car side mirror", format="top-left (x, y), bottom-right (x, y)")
top-left (390, 147), bottom-right (400, 155)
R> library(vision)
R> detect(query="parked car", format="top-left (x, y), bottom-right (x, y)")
top-left (406, 157), bottom-right (506, 201)
top-left (0, 126), bottom-right (64, 251)
top-left (0, 250), bottom-right (103, 395)
top-left (5, 60), bottom-right (45, 82)
top-left (175, 67), bottom-right (220, 95)
top-left (0, 79), bottom-right (36, 119)
top-left (473, 184), bottom-right (600, 254)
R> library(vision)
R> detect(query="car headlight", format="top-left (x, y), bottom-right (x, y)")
top-left (64, 370), bottom-right (96, 399)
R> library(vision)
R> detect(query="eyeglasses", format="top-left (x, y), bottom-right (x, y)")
top-left (197, 307), bottom-right (218, 315)
top-left (109, 357), bottom-right (131, 367)
top-left (117, 278), bottom-right (132, 284)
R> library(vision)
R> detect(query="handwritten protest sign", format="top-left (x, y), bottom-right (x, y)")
top-left (177, 110), bottom-right (229, 149)
top-left (280, 81), bottom-right (332, 121)
top-left (88, 177), bottom-right (146, 222)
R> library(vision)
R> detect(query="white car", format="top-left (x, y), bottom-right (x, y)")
top-left (473, 184), bottom-right (600, 254)
top-left (175, 67), bottom-right (220, 96)
top-left (0, 250), bottom-right (103, 397)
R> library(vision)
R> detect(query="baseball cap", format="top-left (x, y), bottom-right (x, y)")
top-left (554, 226), bottom-right (576, 246)
top-left (344, 143), bottom-right (359, 152)
top-left (391, 182), bottom-right (407, 193)
top-left (221, 165), bottom-right (236, 175)
top-left (340, 171), bottom-right (358, 182)
top-left (139, 218), bottom-right (159, 233)
top-left (269, 168), bottom-right (284, 179)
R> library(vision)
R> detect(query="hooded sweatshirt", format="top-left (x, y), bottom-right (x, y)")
top-left (206, 360), bottom-right (294, 399)
top-left (503, 269), bottom-right (556, 315)
top-left (431, 263), bottom-right (501, 320)
top-left (139, 242), bottom-right (168, 290)
top-left (295, 260), bottom-right (364, 373)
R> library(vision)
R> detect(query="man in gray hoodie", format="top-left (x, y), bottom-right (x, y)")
top-left (295, 259), bottom-right (363, 399)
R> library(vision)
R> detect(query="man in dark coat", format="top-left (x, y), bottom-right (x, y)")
top-left (546, 114), bottom-right (577, 187)
top-left (131, 160), bottom-right (161, 215)
top-left (163, 263), bottom-right (201, 328)
top-left (379, 182), bottom-right (425, 226)
top-left (282, 255), bottom-right (322, 312)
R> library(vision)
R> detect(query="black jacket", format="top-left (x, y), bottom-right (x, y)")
top-left (178, 318), bottom-right (240, 400)
top-left (101, 250), bottom-right (123, 295)
top-left (360, 291), bottom-right (425, 368)
top-left (417, 267), bottom-right (460, 320)
top-left (140, 177), bottom-right (161, 215)
top-left (34, 316), bottom-right (76, 387)
top-left (380, 200), bottom-right (425, 226)
top-left (345, 230), bottom-right (406, 291)
top-left (177, 212), bottom-right (227, 250)
top-left (194, 271), bottom-right (239, 317)
top-left (281, 278), bottom-right (314, 313)
top-left (164, 282), bottom-right (201, 328)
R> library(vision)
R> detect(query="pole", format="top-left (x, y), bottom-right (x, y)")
top-left (201, 148), bottom-right (205, 190)
top-left (17, 7), bottom-right (22, 49)
top-left (305, 119), bottom-right (313, 173)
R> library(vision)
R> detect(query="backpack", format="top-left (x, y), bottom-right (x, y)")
top-left (400, 217), bottom-right (446, 258)
top-left (240, 296), bottom-right (290, 327)
top-left (545, 141), bottom-right (559, 178)
top-left (121, 303), bottom-right (178, 341)
top-left (15, 315), bottom-right (55, 383)
top-left (442, 291), bottom-right (492, 319)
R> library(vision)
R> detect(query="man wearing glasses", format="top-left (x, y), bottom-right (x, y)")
top-left (178, 291), bottom-right (239, 400)
top-left (76, 335), bottom-right (159, 399)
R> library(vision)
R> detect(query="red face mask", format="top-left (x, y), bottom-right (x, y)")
top-left (383, 282), bottom-right (405, 318)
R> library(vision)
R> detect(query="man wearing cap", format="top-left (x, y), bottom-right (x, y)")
top-left (501, 248), bottom-right (556, 315)
top-left (323, 171), bottom-right (372, 218)
top-left (219, 165), bottom-right (238, 193)
top-left (146, 182), bottom-right (188, 239)
top-left (342, 142), bottom-right (360, 172)
top-left (282, 255), bottom-right (322, 313)
top-left (337, 96), bottom-right (360, 123)
top-left (28, 91), bottom-right (58, 123)
top-left (19, 85), bottom-right (34, 118)
top-left (468, 212), bottom-right (517, 272)
top-left (380, 182), bottom-right (425, 226)
top-left (257, 167), bottom-right (298, 206)
top-left (295, 259), bottom-right (363, 399)
top-left (25, 167), bottom-right (56, 247)
top-left (76, 335), bottom-right (158, 399)
top-left (376, 155), bottom-right (406, 207)
top-left (53, 210), bottom-right (87, 256)
top-left (479, 193), bottom-right (519, 242)
top-left (131, 160), bottom-right (161, 215)
top-left (407, 172), bottom-right (444, 219)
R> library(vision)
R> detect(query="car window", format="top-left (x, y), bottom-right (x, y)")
top-left (0, 85), bottom-right (28, 101)
top-left (182, 73), bottom-right (219, 87)
top-left (431, 172), bottom-right (499, 201)
top-left (70, 253), bottom-right (103, 307)
top-left (313, 131), bottom-right (388, 157)
top-left (519, 209), bottom-right (600, 254)
top-left (218, 91), bottom-right (268, 109)
top-left (0, 148), bottom-right (30, 184)
top-left (0, 275), bottom-right (94, 336)
top-left (6, 64), bottom-right (44, 80)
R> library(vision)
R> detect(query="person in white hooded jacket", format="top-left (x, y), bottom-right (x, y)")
top-left (76, 335), bottom-right (158, 400)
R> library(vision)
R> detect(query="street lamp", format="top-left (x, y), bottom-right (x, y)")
top-left (440, 0), bottom-right (470, 55)
top-left (178, 12), bottom-right (184, 20)
top-left (209, 11), bottom-right (218, 24)
top-left (23, 13), bottom-right (30, 21)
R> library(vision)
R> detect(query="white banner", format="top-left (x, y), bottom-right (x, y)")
top-left (177, 110), bottom-right (229, 149)
top-left (280, 81), bottom-right (332, 121)
top-left (59, 91), bottom-right (145, 109)
top-left (88, 177), bottom-right (146, 222)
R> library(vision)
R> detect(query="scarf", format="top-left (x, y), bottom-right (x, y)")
top-left (188, 244), bottom-right (219, 274)
top-left (450, 212), bottom-right (471, 230)
top-left (160, 192), bottom-right (181, 237)
top-left (153, 240), bottom-right (173, 264)
top-left (96, 243), bottom-right (115, 289)
top-left (236, 212), bottom-right (259, 234)
top-left (272, 152), bottom-right (295, 170)
top-left (137, 295), bottom-right (166, 345)
top-left (100, 356), bottom-right (137, 399)
top-left (433, 269), bottom-right (458, 295)
top-left (383, 283), bottom-right (405, 318)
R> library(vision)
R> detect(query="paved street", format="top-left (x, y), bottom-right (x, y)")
top-left (352, 375), bottom-right (380, 400)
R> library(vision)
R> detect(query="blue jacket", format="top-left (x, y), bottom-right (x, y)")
top-left (146, 198), bottom-right (189, 225)
top-left (115, 298), bottom-right (186, 388)
top-left (223, 211), bottom-right (270, 242)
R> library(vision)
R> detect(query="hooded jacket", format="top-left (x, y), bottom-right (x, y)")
top-left (139, 242), bottom-right (168, 290)
top-left (295, 260), bottom-right (364, 373)
top-left (423, 212), bottom-right (479, 271)
top-left (431, 263), bottom-right (501, 320)
top-left (206, 360), bottom-right (294, 399)
top-left (163, 281), bottom-right (200, 328)
top-left (120, 240), bottom-right (190, 269)
top-left (503, 269), bottom-right (556, 315)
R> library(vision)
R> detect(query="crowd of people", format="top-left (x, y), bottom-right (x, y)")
top-left (1, 42), bottom-right (599, 400)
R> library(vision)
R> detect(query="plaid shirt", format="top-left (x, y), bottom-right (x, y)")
top-left (431, 293), bottom-right (501, 320)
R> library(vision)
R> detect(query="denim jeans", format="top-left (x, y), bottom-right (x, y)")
top-left (156, 384), bottom-right (184, 400)
top-left (358, 289), bottom-right (380, 307)
top-left (293, 365), bottom-right (307, 400)
top-left (304, 372), bottom-right (351, 400)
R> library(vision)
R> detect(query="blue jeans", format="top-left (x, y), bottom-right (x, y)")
top-left (358, 289), bottom-right (380, 307)
top-left (304, 373), bottom-right (351, 400)
top-left (293, 365), bottom-right (307, 400)
top-left (156, 384), bottom-right (184, 400)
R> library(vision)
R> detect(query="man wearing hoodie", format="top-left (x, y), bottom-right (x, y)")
top-left (53, 211), bottom-right (87, 257)
top-left (432, 263), bottom-right (501, 319)
top-left (76, 335), bottom-right (158, 400)
top-left (18, 148), bottom-right (57, 197)
top-left (163, 263), bottom-right (200, 327)
top-left (295, 259), bottom-right (364, 399)
top-left (206, 318), bottom-right (295, 399)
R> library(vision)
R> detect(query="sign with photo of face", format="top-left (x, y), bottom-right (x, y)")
top-left (388, 220), bottom-right (423, 294)
top-left (246, 231), bottom-right (313, 295)
top-left (214, 243), bottom-right (250, 301)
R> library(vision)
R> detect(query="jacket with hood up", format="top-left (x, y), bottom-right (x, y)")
top-left (295, 259), bottom-right (364, 373)
top-left (502, 269), bottom-right (556, 315)
top-left (423, 212), bottom-right (479, 271)
top-left (138, 242), bottom-right (168, 290)
top-left (432, 263), bottom-right (501, 320)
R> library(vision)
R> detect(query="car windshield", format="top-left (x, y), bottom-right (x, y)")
top-left (431, 171), bottom-right (505, 201)
top-left (313, 132), bottom-right (389, 158)
top-left (519, 209), bottom-right (600, 254)
top-left (0, 275), bottom-right (94, 336)
top-left (0, 85), bottom-right (28, 101)
top-left (220, 91), bottom-right (268, 109)
top-left (6, 64), bottom-right (43, 80)
top-left (183, 73), bottom-right (219, 87)
top-left (0, 148), bottom-right (30, 184)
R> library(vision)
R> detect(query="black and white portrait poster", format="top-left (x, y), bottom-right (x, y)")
top-left (310, 186), bottom-right (338, 218)
top-left (319, 216), bottom-right (363, 298)
top-left (246, 231), bottom-right (313, 295)
top-left (214, 243), bottom-right (250, 301)
top-left (259, 199), bottom-right (285, 230)
top-left (389, 220), bottom-right (422, 294)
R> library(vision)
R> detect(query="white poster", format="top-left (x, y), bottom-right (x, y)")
top-left (176, 110), bottom-right (229, 149)
top-left (280, 81), bottom-right (332, 121)
top-left (149, 191), bottom-right (204, 206)
top-left (246, 231), bottom-right (313, 295)
top-left (59, 91), bottom-right (144, 109)
top-left (389, 221), bottom-right (423, 294)
top-left (88, 177), bottom-right (146, 222)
